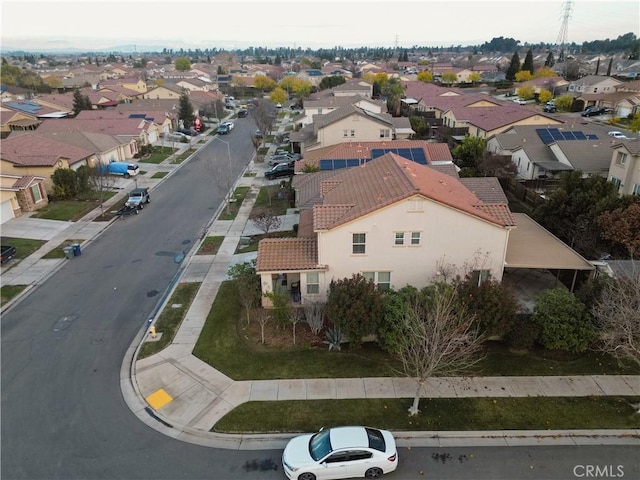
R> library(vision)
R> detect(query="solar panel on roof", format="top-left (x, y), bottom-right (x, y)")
top-left (562, 132), bottom-right (576, 140)
top-left (412, 149), bottom-right (428, 164)
top-left (346, 159), bottom-right (360, 167)
top-left (333, 159), bottom-right (347, 169)
top-left (587, 134), bottom-right (599, 140)
top-left (574, 132), bottom-right (587, 140)
top-left (319, 159), bottom-right (333, 170)
top-left (371, 149), bottom-right (387, 159)
top-left (550, 130), bottom-right (564, 140)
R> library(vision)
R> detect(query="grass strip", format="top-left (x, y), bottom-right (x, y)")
top-left (137, 282), bottom-right (200, 358)
top-left (213, 396), bottom-right (640, 433)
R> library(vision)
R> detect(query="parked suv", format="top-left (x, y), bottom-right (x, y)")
top-left (543, 104), bottom-right (557, 113)
top-left (265, 162), bottom-right (295, 180)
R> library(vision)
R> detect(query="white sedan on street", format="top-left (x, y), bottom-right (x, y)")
top-left (282, 426), bottom-right (398, 480)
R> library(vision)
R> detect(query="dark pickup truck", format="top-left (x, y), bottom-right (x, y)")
top-left (1, 245), bottom-right (17, 264)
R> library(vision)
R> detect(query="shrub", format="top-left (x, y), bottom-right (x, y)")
top-left (504, 314), bottom-right (541, 350)
top-left (533, 288), bottom-right (596, 353)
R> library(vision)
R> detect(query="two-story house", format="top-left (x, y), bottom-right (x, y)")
top-left (256, 153), bottom-right (517, 305)
top-left (607, 140), bottom-right (640, 196)
top-left (292, 104), bottom-right (396, 153)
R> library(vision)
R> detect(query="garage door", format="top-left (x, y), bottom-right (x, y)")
top-left (1, 200), bottom-right (15, 224)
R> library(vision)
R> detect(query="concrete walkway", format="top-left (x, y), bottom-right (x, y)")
top-left (3, 114), bottom-right (640, 450)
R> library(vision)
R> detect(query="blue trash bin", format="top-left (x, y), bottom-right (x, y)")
top-left (71, 243), bottom-right (81, 256)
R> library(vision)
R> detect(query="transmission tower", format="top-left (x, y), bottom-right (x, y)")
top-left (556, 0), bottom-right (574, 55)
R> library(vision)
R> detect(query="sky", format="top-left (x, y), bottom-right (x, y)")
top-left (1, 0), bottom-right (639, 51)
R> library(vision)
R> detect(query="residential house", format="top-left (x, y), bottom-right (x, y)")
top-left (1, 132), bottom-right (94, 193)
top-left (0, 173), bottom-right (48, 223)
top-left (78, 108), bottom-right (174, 137)
top-left (488, 124), bottom-right (614, 180)
top-left (35, 114), bottom-right (160, 146)
top-left (256, 153), bottom-right (517, 305)
top-left (607, 140), bottom-right (640, 196)
top-left (291, 104), bottom-right (396, 152)
top-left (176, 77), bottom-right (214, 92)
top-left (567, 75), bottom-right (622, 95)
top-left (296, 94), bottom-right (386, 128)
top-left (143, 84), bottom-right (187, 100)
top-left (1, 106), bottom-right (41, 134)
top-left (294, 140), bottom-right (454, 174)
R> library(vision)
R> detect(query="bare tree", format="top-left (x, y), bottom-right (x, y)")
top-left (396, 283), bottom-right (484, 416)
top-left (87, 165), bottom-right (116, 217)
top-left (253, 308), bottom-right (270, 345)
top-left (290, 306), bottom-right (304, 345)
top-left (304, 301), bottom-right (325, 335)
top-left (250, 210), bottom-right (282, 234)
top-left (592, 271), bottom-right (640, 372)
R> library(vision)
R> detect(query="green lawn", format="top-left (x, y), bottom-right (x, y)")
top-left (151, 172), bottom-right (169, 179)
top-left (137, 283), bottom-right (200, 359)
top-left (32, 199), bottom-right (103, 221)
top-left (253, 185), bottom-right (292, 215)
top-left (0, 237), bottom-right (46, 259)
top-left (213, 396), bottom-right (640, 433)
top-left (197, 236), bottom-right (224, 255)
top-left (217, 186), bottom-right (250, 221)
top-left (139, 146), bottom-right (174, 164)
top-left (1, 285), bottom-right (27, 307)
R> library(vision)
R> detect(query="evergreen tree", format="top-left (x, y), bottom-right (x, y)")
top-left (606, 58), bottom-right (613, 76)
top-left (72, 87), bottom-right (91, 115)
top-left (522, 49), bottom-right (534, 75)
top-left (545, 51), bottom-right (555, 67)
top-left (629, 41), bottom-right (640, 60)
top-left (505, 51), bottom-right (521, 81)
top-left (178, 89), bottom-right (195, 128)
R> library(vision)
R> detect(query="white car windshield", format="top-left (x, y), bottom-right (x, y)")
top-left (309, 429), bottom-right (332, 461)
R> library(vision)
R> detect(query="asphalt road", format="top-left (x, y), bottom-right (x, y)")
top-left (2, 116), bottom-right (638, 480)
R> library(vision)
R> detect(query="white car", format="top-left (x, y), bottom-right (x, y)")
top-left (223, 121), bottom-right (235, 131)
top-left (512, 98), bottom-right (527, 105)
top-left (282, 426), bottom-right (398, 480)
top-left (607, 131), bottom-right (629, 139)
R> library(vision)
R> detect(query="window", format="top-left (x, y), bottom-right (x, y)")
top-left (30, 184), bottom-right (43, 203)
top-left (609, 176), bottom-right (622, 190)
top-left (616, 152), bottom-right (628, 166)
top-left (470, 269), bottom-right (490, 286)
top-left (411, 231), bottom-right (421, 245)
top-left (379, 129), bottom-right (390, 138)
top-left (363, 271), bottom-right (391, 291)
top-left (306, 272), bottom-right (319, 294)
top-left (633, 184), bottom-right (640, 196)
top-left (352, 233), bottom-right (366, 254)
top-left (394, 232), bottom-right (404, 245)
top-left (343, 129), bottom-right (349, 137)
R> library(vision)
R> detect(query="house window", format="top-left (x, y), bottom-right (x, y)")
top-left (363, 271), bottom-right (391, 291)
top-left (343, 130), bottom-right (349, 137)
top-left (609, 176), bottom-right (622, 190)
top-left (632, 184), bottom-right (640, 196)
top-left (616, 152), bottom-right (628, 166)
top-left (408, 199), bottom-right (423, 212)
top-left (350, 130), bottom-right (355, 137)
top-left (306, 272), bottom-right (319, 294)
top-left (470, 269), bottom-right (490, 286)
top-left (380, 129), bottom-right (390, 138)
top-left (394, 232), bottom-right (405, 245)
top-left (30, 184), bottom-right (43, 203)
top-left (411, 231), bottom-right (421, 245)
top-left (352, 233), bottom-right (366, 254)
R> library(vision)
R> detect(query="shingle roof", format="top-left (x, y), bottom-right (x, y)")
top-left (459, 177), bottom-right (509, 204)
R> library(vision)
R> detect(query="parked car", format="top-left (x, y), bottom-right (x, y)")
top-left (265, 162), bottom-right (295, 180)
top-left (237, 109), bottom-right (248, 118)
top-left (276, 102), bottom-right (283, 108)
top-left (282, 426), bottom-right (398, 480)
top-left (217, 124), bottom-right (230, 135)
top-left (1, 245), bottom-right (17, 264)
top-left (581, 106), bottom-right (605, 117)
top-left (177, 127), bottom-right (198, 136)
top-left (543, 104), bottom-right (557, 113)
top-left (222, 121), bottom-right (235, 131)
top-left (607, 131), bottom-right (629, 139)
top-left (269, 153), bottom-right (301, 166)
top-left (512, 98), bottom-right (527, 105)
top-left (255, 129), bottom-right (263, 138)
top-left (125, 187), bottom-right (150, 210)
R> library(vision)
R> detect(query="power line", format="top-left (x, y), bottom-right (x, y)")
top-left (556, 0), bottom-right (574, 54)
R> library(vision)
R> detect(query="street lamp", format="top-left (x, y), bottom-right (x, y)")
top-left (212, 135), bottom-right (233, 214)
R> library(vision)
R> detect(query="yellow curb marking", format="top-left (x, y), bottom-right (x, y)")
top-left (146, 388), bottom-right (173, 410)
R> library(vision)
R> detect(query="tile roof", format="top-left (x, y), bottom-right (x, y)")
top-left (458, 177), bottom-right (509, 204)
top-left (36, 117), bottom-right (154, 136)
top-left (256, 237), bottom-right (320, 272)
top-left (312, 153), bottom-right (515, 229)
top-left (1, 132), bottom-right (93, 167)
